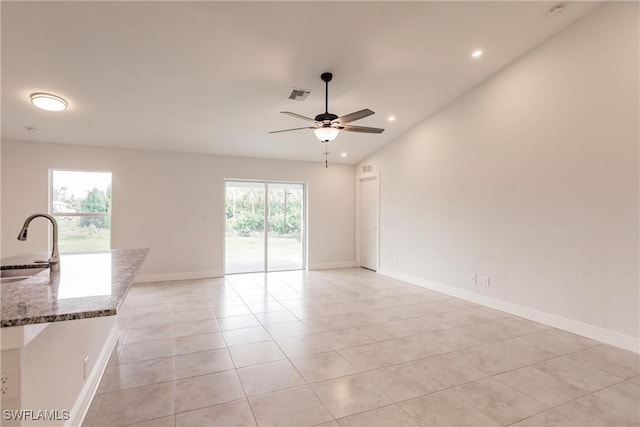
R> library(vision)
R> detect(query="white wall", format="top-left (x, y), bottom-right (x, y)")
top-left (358, 3), bottom-right (639, 346)
top-left (1, 142), bottom-right (356, 276)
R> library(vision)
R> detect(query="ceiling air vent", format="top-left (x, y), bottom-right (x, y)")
top-left (288, 88), bottom-right (311, 101)
top-left (362, 164), bottom-right (373, 174)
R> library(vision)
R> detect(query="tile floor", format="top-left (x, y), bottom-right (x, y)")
top-left (83, 268), bottom-right (639, 427)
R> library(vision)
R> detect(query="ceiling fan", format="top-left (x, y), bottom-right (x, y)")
top-left (269, 72), bottom-right (385, 143)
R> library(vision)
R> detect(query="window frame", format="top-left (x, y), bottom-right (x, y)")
top-left (49, 168), bottom-right (113, 252)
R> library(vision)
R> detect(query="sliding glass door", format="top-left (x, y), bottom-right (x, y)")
top-left (225, 180), bottom-right (305, 274)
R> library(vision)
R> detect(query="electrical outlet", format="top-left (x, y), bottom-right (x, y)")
top-left (83, 356), bottom-right (90, 380)
top-left (471, 274), bottom-right (477, 285)
top-left (1, 368), bottom-right (18, 400)
top-left (483, 276), bottom-right (491, 287)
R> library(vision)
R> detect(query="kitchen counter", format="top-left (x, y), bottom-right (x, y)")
top-left (1, 248), bottom-right (148, 328)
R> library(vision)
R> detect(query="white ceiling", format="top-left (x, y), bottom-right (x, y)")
top-left (2, 1), bottom-right (601, 165)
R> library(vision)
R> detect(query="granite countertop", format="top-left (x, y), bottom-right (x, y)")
top-left (1, 248), bottom-right (148, 327)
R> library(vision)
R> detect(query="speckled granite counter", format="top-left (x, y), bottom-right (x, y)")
top-left (1, 248), bottom-right (148, 327)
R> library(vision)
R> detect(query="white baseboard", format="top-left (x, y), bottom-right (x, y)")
top-left (134, 270), bottom-right (224, 283)
top-left (69, 324), bottom-right (117, 427)
top-left (308, 260), bottom-right (357, 270)
top-left (378, 268), bottom-right (639, 354)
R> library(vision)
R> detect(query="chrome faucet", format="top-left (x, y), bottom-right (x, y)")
top-left (17, 213), bottom-right (60, 271)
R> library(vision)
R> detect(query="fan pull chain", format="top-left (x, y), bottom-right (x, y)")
top-left (325, 143), bottom-right (329, 168)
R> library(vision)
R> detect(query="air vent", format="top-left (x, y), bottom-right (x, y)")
top-left (362, 164), bottom-right (373, 174)
top-left (288, 88), bottom-right (311, 101)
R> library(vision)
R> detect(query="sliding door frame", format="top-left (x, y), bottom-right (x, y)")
top-left (224, 179), bottom-right (307, 274)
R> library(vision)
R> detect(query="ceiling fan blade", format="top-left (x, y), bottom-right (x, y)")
top-left (334, 108), bottom-right (375, 124)
top-left (280, 111), bottom-right (318, 123)
top-left (339, 124), bottom-right (385, 134)
top-left (268, 126), bottom-right (315, 134)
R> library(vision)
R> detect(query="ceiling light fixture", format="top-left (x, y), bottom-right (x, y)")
top-left (30, 93), bottom-right (68, 111)
top-left (314, 127), bottom-right (340, 143)
top-left (341, 152), bottom-right (348, 157)
top-left (388, 116), bottom-right (396, 122)
top-left (471, 50), bottom-right (483, 58)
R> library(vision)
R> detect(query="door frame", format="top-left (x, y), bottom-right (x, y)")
top-left (223, 179), bottom-right (308, 274)
top-left (355, 172), bottom-right (380, 271)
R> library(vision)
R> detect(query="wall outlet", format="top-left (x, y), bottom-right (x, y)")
top-left (83, 356), bottom-right (90, 380)
top-left (483, 276), bottom-right (491, 287)
top-left (1, 368), bottom-right (18, 400)
top-left (471, 274), bottom-right (477, 285)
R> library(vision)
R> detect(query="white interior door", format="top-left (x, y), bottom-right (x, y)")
top-left (360, 176), bottom-right (379, 270)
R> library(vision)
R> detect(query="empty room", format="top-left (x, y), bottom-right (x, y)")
top-left (1, 1), bottom-right (638, 426)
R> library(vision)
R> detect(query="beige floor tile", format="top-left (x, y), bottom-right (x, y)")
top-left (223, 326), bottom-right (272, 346)
top-left (174, 308), bottom-right (214, 323)
top-left (354, 318), bottom-right (440, 342)
top-left (314, 421), bottom-right (340, 427)
top-left (118, 339), bottom-right (174, 364)
top-left (534, 354), bottom-right (624, 391)
top-left (457, 338), bottom-right (555, 375)
top-left (174, 332), bottom-right (226, 355)
top-left (247, 301), bottom-right (286, 313)
top-left (255, 310), bottom-right (299, 325)
top-left (174, 319), bottom-right (219, 337)
top-left (134, 303), bottom-right (174, 316)
top-left (452, 377), bottom-right (547, 425)
top-left (411, 351), bottom-right (487, 388)
top-left (215, 305), bottom-right (254, 318)
top-left (509, 329), bottom-right (598, 356)
top-left (495, 365), bottom-right (589, 407)
top-left (175, 400), bottom-right (256, 427)
top-left (217, 314), bottom-right (261, 330)
top-left (228, 341), bottom-right (286, 368)
top-left (277, 335), bottom-right (333, 357)
top-left (174, 300), bottom-right (210, 312)
top-left (290, 351), bottom-right (357, 383)
top-left (338, 342), bottom-right (406, 371)
top-left (361, 362), bottom-right (444, 402)
top-left (237, 359), bottom-right (305, 396)
top-left (336, 404), bottom-right (420, 427)
top-left (175, 348), bottom-right (234, 379)
top-left (566, 344), bottom-right (640, 379)
top-left (126, 415), bottom-right (175, 426)
top-left (509, 410), bottom-right (577, 426)
top-left (310, 374), bottom-right (392, 419)
top-left (248, 385), bottom-right (333, 427)
top-left (131, 311), bottom-right (173, 328)
top-left (263, 320), bottom-right (311, 339)
top-left (175, 370), bottom-right (245, 413)
top-left (550, 381), bottom-right (639, 426)
top-left (399, 389), bottom-right (500, 427)
top-left (126, 324), bottom-right (174, 344)
top-left (103, 356), bottom-right (175, 391)
top-left (94, 382), bottom-right (174, 426)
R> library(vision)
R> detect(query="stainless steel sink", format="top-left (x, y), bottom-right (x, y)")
top-left (0, 266), bottom-right (48, 282)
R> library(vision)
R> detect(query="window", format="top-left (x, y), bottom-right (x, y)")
top-left (50, 169), bottom-right (112, 253)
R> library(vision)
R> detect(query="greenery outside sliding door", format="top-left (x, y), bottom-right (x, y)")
top-left (225, 180), bottom-right (305, 274)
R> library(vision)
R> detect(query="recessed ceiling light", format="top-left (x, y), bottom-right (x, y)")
top-left (471, 50), bottom-right (483, 58)
top-left (388, 116), bottom-right (396, 122)
top-left (30, 93), bottom-right (68, 111)
top-left (341, 152), bottom-right (348, 157)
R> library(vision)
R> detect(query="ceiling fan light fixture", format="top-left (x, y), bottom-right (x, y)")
top-left (314, 127), bottom-right (339, 142)
top-left (30, 93), bottom-right (68, 111)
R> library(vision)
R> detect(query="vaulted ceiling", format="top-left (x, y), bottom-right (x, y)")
top-left (2, 1), bottom-right (600, 164)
